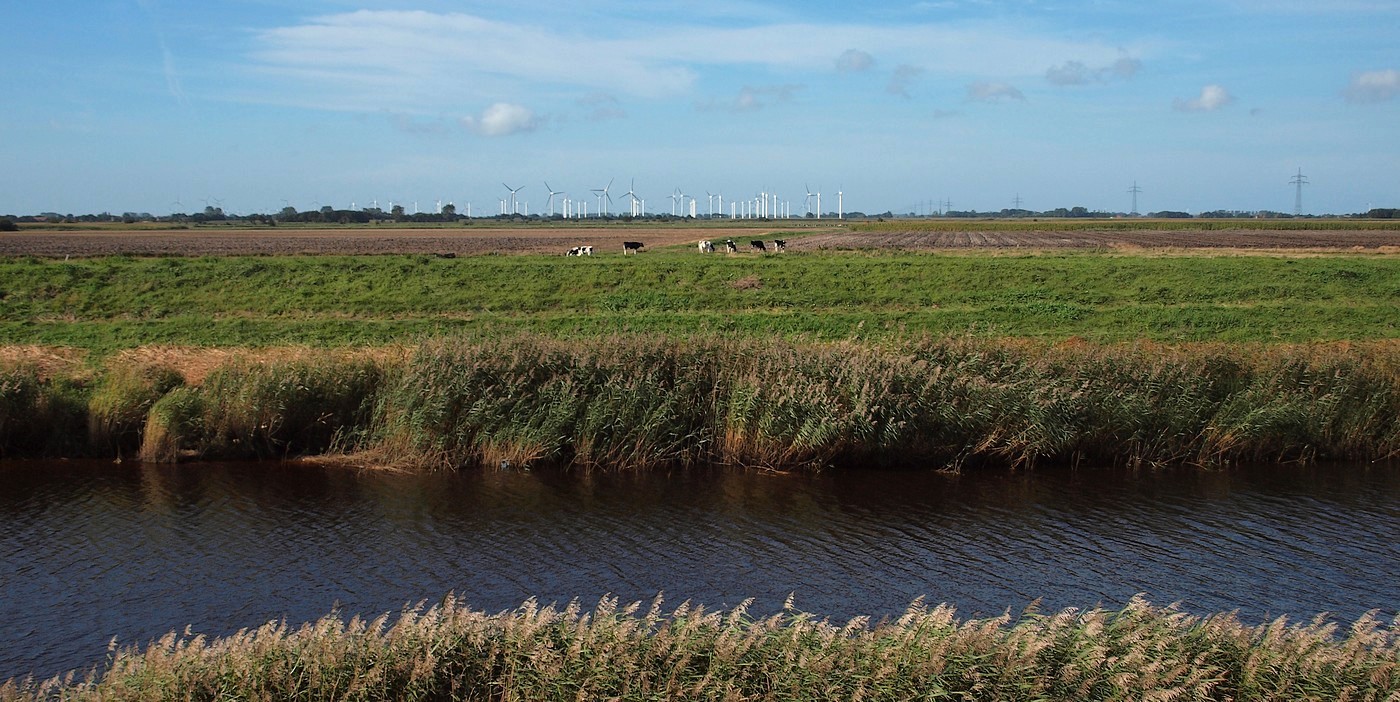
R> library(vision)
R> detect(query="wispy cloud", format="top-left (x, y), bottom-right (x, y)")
top-left (241, 10), bottom-right (1128, 113)
top-left (461, 103), bottom-right (539, 136)
top-left (1173, 84), bottom-right (1234, 111)
top-left (699, 84), bottom-right (804, 112)
top-left (967, 81), bottom-right (1025, 102)
top-left (1045, 55), bottom-right (1141, 86)
top-left (578, 93), bottom-right (627, 121)
top-left (836, 49), bottom-right (876, 73)
top-left (887, 64), bottom-right (924, 97)
top-left (1342, 68), bottom-right (1400, 103)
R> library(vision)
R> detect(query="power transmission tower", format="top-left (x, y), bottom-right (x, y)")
top-left (1012, 193), bottom-right (1023, 209)
top-left (1289, 168), bottom-right (1308, 215)
top-left (1127, 181), bottom-right (1142, 215)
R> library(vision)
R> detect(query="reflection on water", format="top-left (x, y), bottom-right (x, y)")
top-left (1, 459), bottom-right (1397, 681)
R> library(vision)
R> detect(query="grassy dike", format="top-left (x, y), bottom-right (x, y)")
top-left (3, 336), bottom-right (1398, 469)
top-left (3, 596), bottom-right (1397, 701)
top-left (1, 251), bottom-right (1398, 348)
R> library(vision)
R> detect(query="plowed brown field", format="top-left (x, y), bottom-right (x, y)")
top-left (794, 228), bottom-right (1400, 251)
top-left (4, 225), bottom-right (1399, 256)
top-left (0, 226), bottom-right (771, 257)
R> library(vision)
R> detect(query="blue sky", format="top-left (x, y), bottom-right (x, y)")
top-left (2, 0), bottom-right (1397, 216)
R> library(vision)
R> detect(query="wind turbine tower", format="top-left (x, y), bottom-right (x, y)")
top-left (1290, 168), bottom-right (1309, 216)
top-left (545, 182), bottom-right (564, 217)
top-left (502, 184), bottom-right (524, 215)
top-left (591, 178), bottom-right (613, 217)
top-left (838, 190), bottom-right (843, 220)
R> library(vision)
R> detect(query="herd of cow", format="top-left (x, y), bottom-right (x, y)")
top-left (567, 239), bottom-right (787, 256)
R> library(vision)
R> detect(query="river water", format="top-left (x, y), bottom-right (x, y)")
top-left (1, 459), bottom-right (1397, 681)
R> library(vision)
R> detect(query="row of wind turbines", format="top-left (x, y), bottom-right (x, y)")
top-left (494, 180), bottom-right (845, 220)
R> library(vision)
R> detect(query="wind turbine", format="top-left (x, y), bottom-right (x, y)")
top-left (502, 183), bottom-right (524, 215)
top-left (591, 178), bottom-right (613, 217)
top-left (669, 188), bottom-right (682, 216)
top-left (837, 188), bottom-right (844, 220)
top-left (706, 192), bottom-right (716, 217)
top-left (544, 182), bottom-right (564, 217)
top-left (621, 179), bottom-right (641, 217)
top-left (805, 184), bottom-right (816, 217)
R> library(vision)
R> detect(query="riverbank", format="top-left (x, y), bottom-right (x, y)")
top-left (3, 595), bottom-right (1396, 701)
top-left (4, 336), bottom-right (1397, 470)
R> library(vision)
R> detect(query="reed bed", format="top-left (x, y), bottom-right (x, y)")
top-left (371, 336), bottom-right (1400, 471)
top-left (0, 364), bottom-right (87, 458)
top-left (4, 337), bottom-right (1400, 470)
top-left (3, 595), bottom-right (1396, 701)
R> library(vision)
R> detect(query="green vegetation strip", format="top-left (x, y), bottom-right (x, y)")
top-left (4, 595), bottom-right (1396, 701)
top-left (1, 252), bottom-right (1398, 349)
top-left (5, 336), bottom-right (1398, 469)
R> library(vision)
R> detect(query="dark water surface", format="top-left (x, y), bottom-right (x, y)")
top-left (2, 459), bottom-right (1397, 681)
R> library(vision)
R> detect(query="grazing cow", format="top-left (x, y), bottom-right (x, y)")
top-left (724, 239), bottom-right (738, 253)
top-left (623, 241), bottom-right (644, 255)
top-left (698, 240), bottom-right (715, 253)
top-left (566, 247), bottom-right (581, 256)
top-left (750, 240), bottom-right (767, 253)
top-left (583, 245), bottom-right (593, 256)
top-left (773, 239), bottom-right (786, 252)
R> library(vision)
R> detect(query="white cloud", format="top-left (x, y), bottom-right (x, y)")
top-left (967, 81), bottom-right (1025, 102)
top-left (461, 103), bottom-right (539, 136)
top-left (836, 49), bottom-right (876, 73)
top-left (1343, 68), bottom-right (1400, 103)
top-left (1173, 84), bottom-right (1234, 112)
top-left (887, 64), bottom-right (924, 97)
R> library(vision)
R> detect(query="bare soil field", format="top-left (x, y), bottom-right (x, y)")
top-left (0, 226), bottom-right (770, 257)
top-left (4, 225), bottom-right (1399, 256)
top-left (795, 228), bottom-right (1400, 251)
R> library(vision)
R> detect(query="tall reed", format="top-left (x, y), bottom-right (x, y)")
top-left (3, 338), bottom-right (1398, 469)
top-left (87, 362), bottom-right (184, 457)
top-left (4, 595), bottom-right (1396, 701)
top-left (176, 356), bottom-right (386, 460)
top-left (0, 364), bottom-right (88, 458)
top-left (370, 336), bottom-right (1400, 471)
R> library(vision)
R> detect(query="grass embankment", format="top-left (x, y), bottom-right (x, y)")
top-left (1, 252), bottom-right (1397, 349)
top-left (4, 337), bottom-right (1398, 469)
top-left (4, 596), bottom-right (1397, 701)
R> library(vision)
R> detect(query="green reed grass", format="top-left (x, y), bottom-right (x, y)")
top-left (157, 357), bottom-right (388, 461)
top-left (0, 364), bottom-right (88, 458)
top-left (3, 595), bottom-right (1396, 701)
top-left (86, 362), bottom-right (184, 458)
top-left (369, 336), bottom-right (1400, 471)
top-left (4, 337), bottom-right (1399, 469)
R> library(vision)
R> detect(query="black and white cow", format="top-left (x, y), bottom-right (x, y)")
top-left (750, 240), bottom-right (767, 253)
top-left (724, 239), bottom-right (737, 253)
top-left (623, 241), bottom-right (645, 255)
top-left (773, 239), bottom-right (786, 252)
top-left (698, 240), bottom-right (715, 253)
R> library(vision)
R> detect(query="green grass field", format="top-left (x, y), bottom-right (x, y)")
top-left (1, 251), bottom-right (1397, 350)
